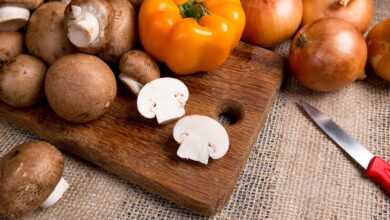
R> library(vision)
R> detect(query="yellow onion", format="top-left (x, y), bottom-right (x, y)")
top-left (241, 0), bottom-right (303, 48)
top-left (303, 0), bottom-right (374, 32)
top-left (366, 19), bottom-right (390, 82)
top-left (288, 18), bottom-right (367, 92)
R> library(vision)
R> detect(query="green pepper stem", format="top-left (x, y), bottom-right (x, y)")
top-left (179, 0), bottom-right (208, 21)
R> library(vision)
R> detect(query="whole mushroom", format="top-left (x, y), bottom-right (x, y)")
top-left (0, 54), bottom-right (46, 108)
top-left (173, 115), bottom-right (230, 165)
top-left (137, 77), bottom-right (189, 124)
top-left (119, 50), bottom-right (160, 95)
top-left (0, 0), bottom-right (43, 31)
top-left (45, 53), bottom-right (117, 123)
top-left (64, 0), bottom-right (136, 62)
top-left (0, 31), bottom-right (23, 63)
top-left (26, 2), bottom-right (76, 64)
top-left (0, 141), bottom-right (69, 219)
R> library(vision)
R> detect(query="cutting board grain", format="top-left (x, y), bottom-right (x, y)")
top-left (0, 42), bottom-right (283, 215)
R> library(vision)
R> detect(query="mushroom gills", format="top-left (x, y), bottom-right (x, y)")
top-left (119, 74), bottom-right (143, 94)
top-left (41, 177), bottom-right (69, 208)
top-left (0, 6), bottom-right (30, 31)
top-left (177, 133), bottom-right (210, 165)
top-left (67, 5), bottom-right (100, 47)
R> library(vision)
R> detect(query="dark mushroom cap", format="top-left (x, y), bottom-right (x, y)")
top-left (45, 53), bottom-right (117, 123)
top-left (0, 141), bottom-right (64, 219)
top-left (0, 32), bottom-right (23, 63)
top-left (99, 0), bottom-right (135, 62)
top-left (0, 54), bottom-right (47, 108)
top-left (119, 50), bottom-right (160, 85)
top-left (26, 2), bottom-right (76, 64)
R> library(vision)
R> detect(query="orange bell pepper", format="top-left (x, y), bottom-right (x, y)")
top-left (139, 0), bottom-right (246, 75)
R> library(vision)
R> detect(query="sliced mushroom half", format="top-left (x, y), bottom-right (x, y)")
top-left (173, 115), bottom-right (230, 165)
top-left (137, 77), bottom-right (189, 124)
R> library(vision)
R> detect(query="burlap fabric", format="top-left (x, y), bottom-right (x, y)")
top-left (1, 1), bottom-right (390, 219)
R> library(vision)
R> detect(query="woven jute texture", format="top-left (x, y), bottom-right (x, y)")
top-left (1, 1), bottom-right (390, 219)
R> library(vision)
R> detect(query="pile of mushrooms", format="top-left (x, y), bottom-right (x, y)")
top-left (64, 0), bottom-right (136, 62)
top-left (0, 141), bottom-right (69, 218)
top-left (0, 0), bottom-right (231, 217)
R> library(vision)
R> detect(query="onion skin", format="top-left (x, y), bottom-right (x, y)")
top-left (366, 19), bottom-right (390, 82)
top-left (288, 18), bottom-right (367, 92)
top-left (241, 0), bottom-right (303, 48)
top-left (303, 0), bottom-right (374, 33)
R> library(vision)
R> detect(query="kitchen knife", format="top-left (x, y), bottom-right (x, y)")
top-left (297, 101), bottom-right (390, 193)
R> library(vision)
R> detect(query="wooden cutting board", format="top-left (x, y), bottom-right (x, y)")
top-left (0, 42), bottom-right (283, 215)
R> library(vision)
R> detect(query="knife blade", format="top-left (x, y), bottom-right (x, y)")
top-left (298, 101), bottom-right (390, 193)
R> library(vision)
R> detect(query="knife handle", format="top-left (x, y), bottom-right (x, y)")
top-left (365, 156), bottom-right (390, 193)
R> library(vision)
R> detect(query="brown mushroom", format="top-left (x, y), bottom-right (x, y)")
top-left (119, 50), bottom-right (160, 95)
top-left (0, 0), bottom-right (43, 31)
top-left (25, 2), bottom-right (76, 64)
top-left (64, 0), bottom-right (112, 53)
top-left (64, 0), bottom-right (135, 62)
top-left (0, 141), bottom-right (69, 219)
top-left (0, 31), bottom-right (23, 63)
top-left (0, 54), bottom-right (46, 108)
top-left (98, 0), bottom-right (136, 62)
top-left (45, 53), bottom-right (117, 123)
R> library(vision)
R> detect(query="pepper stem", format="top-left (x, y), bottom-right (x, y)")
top-left (179, 0), bottom-right (208, 21)
top-left (338, 0), bottom-right (351, 6)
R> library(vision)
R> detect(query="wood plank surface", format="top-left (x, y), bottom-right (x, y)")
top-left (0, 42), bottom-right (284, 215)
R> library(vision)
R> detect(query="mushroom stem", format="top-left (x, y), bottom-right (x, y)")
top-left (119, 73), bottom-right (143, 95)
top-left (156, 95), bottom-right (186, 124)
top-left (338, 0), bottom-right (351, 6)
top-left (67, 5), bottom-right (100, 48)
top-left (0, 5), bottom-right (30, 31)
top-left (177, 133), bottom-right (209, 165)
top-left (41, 177), bottom-right (69, 208)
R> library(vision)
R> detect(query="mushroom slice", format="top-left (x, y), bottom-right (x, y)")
top-left (173, 115), bottom-right (230, 164)
top-left (137, 77), bottom-right (189, 124)
top-left (0, 5), bottom-right (30, 31)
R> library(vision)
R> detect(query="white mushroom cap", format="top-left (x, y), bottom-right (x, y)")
top-left (173, 115), bottom-right (230, 164)
top-left (137, 77), bottom-right (189, 124)
top-left (0, 5), bottom-right (30, 31)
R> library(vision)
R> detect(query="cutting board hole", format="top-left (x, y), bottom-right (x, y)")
top-left (218, 101), bottom-right (244, 125)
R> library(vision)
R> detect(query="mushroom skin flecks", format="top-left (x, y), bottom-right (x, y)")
top-left (0, 54), bottom-right (47, 108)
top-left (0, 31), bottom-right (23, 63)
